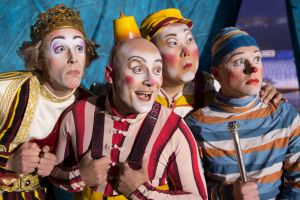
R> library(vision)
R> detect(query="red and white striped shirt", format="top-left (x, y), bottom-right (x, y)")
top-left (50, 96), bottom-right (207, 199)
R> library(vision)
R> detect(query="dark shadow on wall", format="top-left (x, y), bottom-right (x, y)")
top-left (194, 0), bottom-right (242, 110)
top-left (286, 0), bottom-right (300, 89)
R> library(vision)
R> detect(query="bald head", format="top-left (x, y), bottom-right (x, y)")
top-left (113, 38), bottom-right (161, 68)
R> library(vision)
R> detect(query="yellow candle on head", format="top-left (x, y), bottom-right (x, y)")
top-left (113, 11), bottom-right (141, 43)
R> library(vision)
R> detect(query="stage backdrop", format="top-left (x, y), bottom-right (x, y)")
top-left (0, 0), bottom-right (241, 89)
top-left (287, 0), bottom-right (300, 85)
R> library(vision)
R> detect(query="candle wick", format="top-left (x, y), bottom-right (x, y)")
top-left (120, 9), bottom-right (124, 17)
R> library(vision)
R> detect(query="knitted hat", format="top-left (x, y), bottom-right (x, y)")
top-left (140, 8), bottom-right (193, 40)
top-left (211, 27), bottom-right (259, 66)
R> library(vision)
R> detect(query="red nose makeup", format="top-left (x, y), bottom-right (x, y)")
top-left (144, 79), bottom-right (155, 86)
top-left (250, 67), bottom-right (258, 73)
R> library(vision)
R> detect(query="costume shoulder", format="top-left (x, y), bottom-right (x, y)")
top-left (76, 85), bottom-right (94, 100)
top-left (71, 95), bottom-right (102, 112)
top-left (276, 101), bottom-right (299, 118)
top-left (188, 108), bottom-right (205, 122)
top-left (0, 70), bottom-right (33, 81)
top-left (0, 71), bottom-right (34, 130)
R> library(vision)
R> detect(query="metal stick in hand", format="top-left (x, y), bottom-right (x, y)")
top-left (228, 121), bottom-right (248, 183)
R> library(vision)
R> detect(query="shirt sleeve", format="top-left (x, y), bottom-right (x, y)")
top-left (186, 114), bottom-right (233, 200)
top-left (0, 79), bottom-right (19, 172)
top-left (0, 152), bottom-right (11, 169)
top-left (49, 109), bottom-right (86, 192)
top-left (130, 120), bottom-right (208, 200)
top-left (280, 107), bottom-right (300, 199)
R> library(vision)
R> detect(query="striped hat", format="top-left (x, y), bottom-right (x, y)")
top-left (211, 27), bottom-right (259, 66)
top-left (140, 8), bottom-right (193, 41)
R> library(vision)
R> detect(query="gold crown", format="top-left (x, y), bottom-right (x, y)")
top-left (30, 4), bottom-right (86, 41)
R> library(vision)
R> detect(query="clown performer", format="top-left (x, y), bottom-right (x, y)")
top-left (186, 27), bottom-right (300, 200)
top-left (50, 13), bottom-right (208, 200)
top-left (0, 4), bottom-right (97, 199)
top-left (140, 8), bottom-right (284, 117)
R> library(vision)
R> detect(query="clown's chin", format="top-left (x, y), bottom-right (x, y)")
top-left (133, 103), bottom-right (153, 114)
top-left (181, 71), bottom-right (195, 83)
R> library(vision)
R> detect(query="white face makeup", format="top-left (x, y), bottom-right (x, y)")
top-left (213, 46), bottom-right (263, 98)
top-left (43, 28), bottom-right (86, 97)
top-left (110, 38), bottom-right (163, 115)
top-left (153, 23), bottom-right (199, 86)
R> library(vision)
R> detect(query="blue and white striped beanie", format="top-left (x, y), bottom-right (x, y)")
top-left (211, 27), bottom-right (259, 66)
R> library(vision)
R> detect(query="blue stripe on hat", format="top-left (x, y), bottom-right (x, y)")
top-left (212, 34), bottom-right (258, 66)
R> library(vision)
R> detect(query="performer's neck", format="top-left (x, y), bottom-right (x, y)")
top-left (161, 83), bottom-right (185, 99)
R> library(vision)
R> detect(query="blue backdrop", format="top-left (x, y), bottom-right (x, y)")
top-left (0, 0), bottom-right (241, 89)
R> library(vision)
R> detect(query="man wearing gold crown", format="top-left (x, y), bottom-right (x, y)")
top-left (0, 4), bottom-right (97, 199)
top-left (140, 8), bottom-right (283, 117)
top-left (49, 13), bottom-right (208, 200)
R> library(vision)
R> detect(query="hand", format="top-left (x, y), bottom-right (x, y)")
top-left (232, 180), bottom-right (259, 200)
top-left (116, 155), bottom-right (149, 197)
top-left (79, 150), bottom-right (110, 186)
top-left (6, 143), bottom-right (41, 174)
top-left (37, 145), bottom-right (57, 177)
top-left (260, 84), bottom-right (286, 104)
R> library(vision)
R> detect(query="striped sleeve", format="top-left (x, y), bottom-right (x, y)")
top-left (185, 114), bottom-right (235, 200)
top-left (49, 106), bottom-right (86, 192)
top-left (280, 106), bottom-right (300, 199)
top-left (0, 79), bottom-right (27, 171)
top-left (0, 152), bottom-right (14, 181)
top-left (0, 152), bottom-right (11, 169)
top-left (130, 119), bottom-right (207, 200)
top-left (50, 165), bottom-right (85, 192)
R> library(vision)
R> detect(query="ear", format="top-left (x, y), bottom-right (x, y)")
top-left (105, 65), bottom-right (113, 84)
top-left (211, 66), bottom-right (219, 81)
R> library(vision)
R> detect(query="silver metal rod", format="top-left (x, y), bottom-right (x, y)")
top-left (228, 121), bottom-right (248, 183)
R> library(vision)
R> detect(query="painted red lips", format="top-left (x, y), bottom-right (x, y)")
top-left (246, 79), bottom-right (259, 85)
top-left (183, 63), bottom-right (192, 69)
top-left (66, 70), bottom-right (80, 76)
